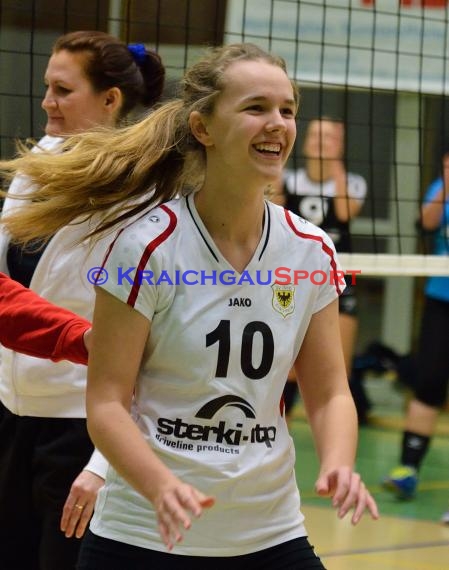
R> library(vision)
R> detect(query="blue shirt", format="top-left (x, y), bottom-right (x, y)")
top-left (424, 177), bottom-right (449, 302)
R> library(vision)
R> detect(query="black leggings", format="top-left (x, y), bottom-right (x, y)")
top-left (77, 531), bottom-right (326, 570)
top-left (414, 297), bottom-right (449, 407)
top-left (338, 275), bottom-right (358, 317)
top-left (0, 403), bottom-right (93, 570)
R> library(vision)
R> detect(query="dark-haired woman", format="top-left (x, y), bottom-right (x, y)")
top-left (0, 30), bottom-right (164, 570)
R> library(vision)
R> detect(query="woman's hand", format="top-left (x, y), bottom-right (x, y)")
top-left (153, 476), bottom-right (215, 550)
top-left (315, 466), bottom-right (379, 525)
top-left (60, 469), bottom-right (104, 538)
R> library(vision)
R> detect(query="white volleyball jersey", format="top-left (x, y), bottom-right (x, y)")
top-left (91, 194), bottom-right (344, 556)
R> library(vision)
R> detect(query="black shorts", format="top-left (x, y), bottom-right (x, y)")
top-left (414, 296), bottom-right (449, 407)
top-left (0, 403), bottom-right (93, 570)
top-left (339, 275), bottom-right (358, 317)
top-left (283, 380), bottom-right (299, 414)
top-left (77, 531), bottom-right (326, 570)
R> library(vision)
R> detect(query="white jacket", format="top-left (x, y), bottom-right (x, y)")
top-left (0, 136), bottom-right (109, 477)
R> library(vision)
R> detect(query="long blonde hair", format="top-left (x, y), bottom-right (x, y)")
top-left (1, 43), bottom-right (299, 245)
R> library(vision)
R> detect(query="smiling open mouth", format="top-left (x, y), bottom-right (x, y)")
top-left (254, 143), bottom-right (281, 156)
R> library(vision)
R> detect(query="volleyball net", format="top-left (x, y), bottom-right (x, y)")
top-left (1, 0), bottom-right (449, 276)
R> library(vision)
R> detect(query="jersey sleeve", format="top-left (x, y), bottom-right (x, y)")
top-left (84, 448), bottom-right (109, 479)
top-left (0, 273), bottom-right (89, 364)
top-left (283, 168), bottom-right (302, 195)
top-left (347, 172), bottom-right (367, 203)
top-left (423, 177), bottom-right (443, 204)
top-left (97, 209), bottom-right (176, 322)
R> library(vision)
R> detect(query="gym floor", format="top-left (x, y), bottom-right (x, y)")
top-left (291, 376), bottom-right (449, 569)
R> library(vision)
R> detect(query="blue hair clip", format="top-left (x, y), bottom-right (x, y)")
top-left (128, 43), bottom-right (147, 65)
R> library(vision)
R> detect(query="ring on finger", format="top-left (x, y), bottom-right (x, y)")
top-left (74, 504), bottom-right (84, 511)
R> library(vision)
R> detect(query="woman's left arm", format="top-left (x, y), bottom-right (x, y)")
top-left (86, 287), bottom-right (214, 549)
top-left (294, 299), bottom-right (378, 524)
top-left (332, 163), bottom-right (364, 222)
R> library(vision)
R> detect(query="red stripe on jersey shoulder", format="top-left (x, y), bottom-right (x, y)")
top-left (99, 227), bottom-right (126, 280)
top-left (284, 209), bottom-right (342, 295)
top-left (127, 204), bottom-right (178, 307)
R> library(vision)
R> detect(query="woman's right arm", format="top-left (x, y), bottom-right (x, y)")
top-left (421, 155), bottom-right (449, 231)
top-left (421, 186), bottom-right (446, 231)
top-left (87, 287), bottom-right (214, 549)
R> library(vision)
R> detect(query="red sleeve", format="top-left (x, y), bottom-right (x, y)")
top-left (0, 272), bottom-right (90, 365)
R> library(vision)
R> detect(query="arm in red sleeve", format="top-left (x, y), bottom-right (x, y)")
top-left (0, 272), bottom-right (89, 365)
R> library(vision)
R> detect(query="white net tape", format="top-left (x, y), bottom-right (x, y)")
top-left (339, 254), bottom-right (449, 277)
